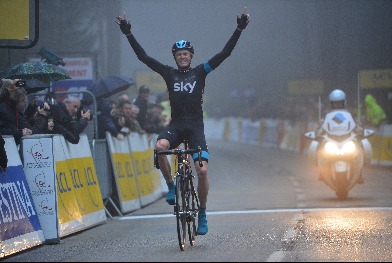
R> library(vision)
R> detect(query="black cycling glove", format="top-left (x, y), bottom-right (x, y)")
top-left (120, 19), bottom-right (131, 35)
top-left (237, 14), bottom-right (248, 30)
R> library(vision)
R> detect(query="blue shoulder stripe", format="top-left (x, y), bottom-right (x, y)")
top-left (204, 62), bottom-right (213, 73)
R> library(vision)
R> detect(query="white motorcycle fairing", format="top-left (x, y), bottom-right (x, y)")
top-left (322, 110), bottom-right (356, 136)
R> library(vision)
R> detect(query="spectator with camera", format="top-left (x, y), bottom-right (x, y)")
top-left (0, 79), bottom-right (49, 145)
top-left (49, 95), bottom-right (92, 144)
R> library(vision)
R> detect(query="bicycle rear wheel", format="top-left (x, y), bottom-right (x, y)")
top-left (175, 176), bottom-right (186, 251)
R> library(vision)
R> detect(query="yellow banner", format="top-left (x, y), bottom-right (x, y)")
top-left (132, 151), bottom-right (154, 196)
top-left (56, 157), bottom-right (104, 224)
top-left (0, 0), bottom-right (29, 40)
top-left (359, 69), bottom-right (392, 89)
top-left (287, 79), bottom-right (324, 95)
top-left (136, 72), bottom-right (166, 92)
top-left (112, 153), bottom-right (139, 201)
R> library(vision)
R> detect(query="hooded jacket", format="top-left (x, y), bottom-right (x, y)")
top-left (364, 94), bottom-right (386, 126)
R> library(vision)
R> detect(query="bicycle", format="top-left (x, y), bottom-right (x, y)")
top-left (154, 141), bottom-right (203, 251)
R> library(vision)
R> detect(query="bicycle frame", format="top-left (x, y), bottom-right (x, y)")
top-left (154, 142), bottom-right (202, 251)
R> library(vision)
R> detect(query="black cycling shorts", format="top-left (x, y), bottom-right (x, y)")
top-left (157, 118), bottom-right (209, 162)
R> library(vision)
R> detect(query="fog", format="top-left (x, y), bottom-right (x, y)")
top-left (1, 0), bottom-right (391, 119)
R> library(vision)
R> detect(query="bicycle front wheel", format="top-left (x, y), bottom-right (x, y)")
top-left (188, 177), bottom-right (197, 246)
top-left (175, 176), bottom-right (186, 251)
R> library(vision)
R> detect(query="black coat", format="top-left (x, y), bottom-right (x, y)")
top-left (97, 98), bottom-right (119, 139)
top-left (134, 96), bottom-right (148, 128)
top-left (49, 102), bottom-right (88, 144)
top-left (0, 99), bottom-right (47, 144)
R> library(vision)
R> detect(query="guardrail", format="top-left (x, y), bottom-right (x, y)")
top-left (0, 131), bottom-right (168, 257)
top-left (204, 117), bottom-right (392, 166)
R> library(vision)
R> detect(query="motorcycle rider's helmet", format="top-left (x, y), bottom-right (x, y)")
top-left (329, 89), bottom-right (346, 109)
top-left (172, 40), bottom-right (194, 56)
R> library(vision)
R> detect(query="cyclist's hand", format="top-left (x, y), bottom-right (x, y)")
top-left (237, 7), bottom-right (250, 31)
top-left (115, 12), bottom-right (132, 36)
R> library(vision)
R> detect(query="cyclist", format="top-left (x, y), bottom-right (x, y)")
top-left (116, 8), bottom-right (250, 235)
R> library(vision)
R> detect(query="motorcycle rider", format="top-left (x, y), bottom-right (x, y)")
top-left (316, 89), bottom-right (363, 135)
top-left (316, 89), bottom-right (364, 183)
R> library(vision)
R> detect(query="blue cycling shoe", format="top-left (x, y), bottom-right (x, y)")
top-left (197, 215), bottom-right (208, 235)
top-left (166, 184), bottom-right (175, 205)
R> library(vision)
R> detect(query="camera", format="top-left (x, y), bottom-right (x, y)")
top-left (39, 103), bottom-right (50, 111)
top-left (15, 80), bottom-right (26, 87)
top-left (77, 104), bottom-right (94, 121)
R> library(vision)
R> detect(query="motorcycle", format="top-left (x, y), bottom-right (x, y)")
top-left (305, 110), bottom-right (374, 199)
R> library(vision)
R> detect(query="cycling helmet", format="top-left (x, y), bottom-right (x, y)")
top-left (172, 40), bottom-right (194, 56)
top-left (329, 89), bottom-right (346, 108)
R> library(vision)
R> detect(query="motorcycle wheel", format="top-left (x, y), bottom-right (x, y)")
top-left (335, 172), bottom-right (349, 199)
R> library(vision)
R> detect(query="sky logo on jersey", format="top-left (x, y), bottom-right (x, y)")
top-left (332, 113), bottom-right (346, 124)
top-left (174, 81), bottom-right (196, 93)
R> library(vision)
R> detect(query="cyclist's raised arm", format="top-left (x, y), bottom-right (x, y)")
top-left (115, 12), bottom-right (165, 73)
top-left (207, 7), bottom-right (250, 70)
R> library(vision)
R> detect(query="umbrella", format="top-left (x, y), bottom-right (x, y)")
top-left (25, 79), bottom-right (51, 94)
top-left (87, 75), bottom-right (135, 100)
top-left (0, 61), bottom-right (71, 84)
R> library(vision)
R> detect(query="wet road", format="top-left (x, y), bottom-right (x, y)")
top-left (4, 139), bottom-right (392, 262)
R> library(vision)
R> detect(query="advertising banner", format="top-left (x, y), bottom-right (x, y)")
top-left (0, 136), bottom-right (44, 258)
top-left (54, 135), bottom-right (106, 237)
top-left (21, 135), bottom-right (59, 244)
top-left (106, 133), bottom-right (141, 213)
top-left (127, 133), bottom-right (155, 206)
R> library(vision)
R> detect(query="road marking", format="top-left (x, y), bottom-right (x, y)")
top-left (118, 207), bottom-right (392, 220)
top-left (282, 228), bottom-right (298, 242)
top-left (266, 249), bottom-right (285, 262)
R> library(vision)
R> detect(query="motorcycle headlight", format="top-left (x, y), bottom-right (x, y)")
top-left (342, 141), bottom-right (355, 154)
top-left (325, 142), bottom-right (339, 154)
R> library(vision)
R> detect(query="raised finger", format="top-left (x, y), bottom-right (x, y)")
top-left (123, 12), bottom-right (126, 20)
top-left (242, 7), bottom-right (246, 14)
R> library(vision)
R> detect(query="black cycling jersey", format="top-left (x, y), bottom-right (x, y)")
top-left (126, 29), bottom-right (242, 120)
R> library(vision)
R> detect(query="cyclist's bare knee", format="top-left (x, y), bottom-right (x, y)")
top-left (155, 139), bottom-right (170, 152)
top-left (196, 162), bottom-right (208, 180)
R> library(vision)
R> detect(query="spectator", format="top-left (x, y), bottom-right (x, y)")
top-left (364, 94), bottom-right (386, 127)
top-left (143, 103), bottom-right (166, 134)
top-left (156, 91), bottom-right (171, 127)
top-left (133, 85), bottom-right (151, 129)
top-left (118, 100), bottom-right (145, 135)
top-left (110, 100), bottom-right (118, 116)
top-left (118, 92), bottom-right (130, 104)
top-left (0, 78), bottom-right (23, 172)
top-left (97, 98), bottom-right (124, 141)
top-left (0, 85), bottom-right (49, 144)
top-left (50, 95), bottom-right (91, 144)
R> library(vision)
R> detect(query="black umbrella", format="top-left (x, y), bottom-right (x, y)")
top-left (25, 79), bottom-right (51, 94)
top-left (87, 75), bottom-right (135, 100)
